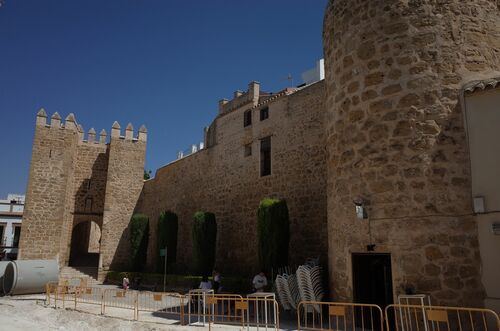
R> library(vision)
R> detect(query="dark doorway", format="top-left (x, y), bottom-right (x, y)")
top-left (352, 253), bottom-right (394, 308)
top-left (69, 221), bottom-right (101, 267)
top-left (352, 253), bottom-right (394, 331)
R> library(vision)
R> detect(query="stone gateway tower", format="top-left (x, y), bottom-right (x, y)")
top-left (323, 0), bottom-right (500, 306)
top-left (18, 110), bottom-right (147, 280)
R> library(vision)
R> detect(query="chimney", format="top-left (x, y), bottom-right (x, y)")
top-left (248, 81), bottom-right (260, 105)
top-left (218, 98), bottom-right (229, 113)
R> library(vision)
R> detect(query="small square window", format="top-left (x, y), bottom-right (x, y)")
top-left (260, 107), bottom-right (269, 121)
top-left (244, 144), bottom-right (252, 157)
top-left (244, 110), bottom-right (252, 127)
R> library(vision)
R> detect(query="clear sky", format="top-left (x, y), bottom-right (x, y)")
top-left (0, 0), bottom-right (327, 198)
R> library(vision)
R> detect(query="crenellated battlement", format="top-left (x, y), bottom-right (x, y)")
top-left (35, 108), bottom-right (147, 145)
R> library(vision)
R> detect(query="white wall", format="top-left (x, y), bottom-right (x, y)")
top-left (465, 87), bottom-right (500, 313)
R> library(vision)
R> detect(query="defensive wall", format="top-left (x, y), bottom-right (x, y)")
top-left (137, 80), bottom-right (328, 275)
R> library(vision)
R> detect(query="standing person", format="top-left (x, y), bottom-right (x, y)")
top-left (199, 275), bottom-right (212, 290)
top-left (213, 270), bottom-right (221, 293)
top-left (122, 274), bottom-right (130, 290)
top-left (252, 271), bottom-right (268, 292)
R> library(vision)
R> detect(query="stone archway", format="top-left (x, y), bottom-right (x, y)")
top-left (69, 220), bottom-right (101, 267)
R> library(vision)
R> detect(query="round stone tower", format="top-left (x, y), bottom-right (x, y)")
top-left (323, 0), bottom-right (500, 306)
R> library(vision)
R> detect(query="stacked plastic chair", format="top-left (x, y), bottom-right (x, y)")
top-left (296, 264), bottom-right (324, 313)
top-left (275, 274), bottom-right (292, 311)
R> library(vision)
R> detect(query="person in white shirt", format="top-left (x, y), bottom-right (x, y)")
top-left (199, 275), bottom-right (212, 290)
top-left (252, 271), bottom-right (268, 292)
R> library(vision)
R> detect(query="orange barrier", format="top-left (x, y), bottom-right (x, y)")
top-left (136, 291), bottom-right (186, 324)
top-left (385, 304), bottom-right (500, 331)
top-left (188, 288), bottom-right (215, 325)
top-left (206, 295), bottom-right (279, 330)
top-left (102, 288), bottom-right (137, 319)
top-left (297, 301), bottom-right (384, 331)
top-left (205, 294), bottom-right (246, 328)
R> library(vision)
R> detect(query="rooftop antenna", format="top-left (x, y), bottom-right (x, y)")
top-left (286, 73), bottom-right (294, 87)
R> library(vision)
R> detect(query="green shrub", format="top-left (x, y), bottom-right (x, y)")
top-left (192, 211), bottom-right (217, 277)
top-left (158, 211), bottom-right (178, 271)
top-left (130, 213), bottom-right (149, 271)
top-left (257, 198), bottom-right (290, 272)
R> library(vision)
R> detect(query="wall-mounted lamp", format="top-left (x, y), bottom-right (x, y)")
top-left (353, 197), bottom-right (368, 219)
top-left (473, 196), bottom-right (485, 214)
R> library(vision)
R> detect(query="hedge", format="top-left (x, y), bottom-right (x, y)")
top-left (158, 211), bottom-right (178, 271)
top-left (192, 211), bottom-right (217, 277)
top-left (130, 213), bottom-right (149, 271)
top-left (257, 198), bottom-right (290, 272)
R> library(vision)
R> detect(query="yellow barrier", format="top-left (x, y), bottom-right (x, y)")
top-left (136, 291), bottom-right (186, 324)
top-left (297, 301), bottom-right (384, 331)
top-left (385, 304), bottom-right (500, 331)
top-left (188, 288), bottom-right (215, 325)
top-left (206, 295), bottom-right (280, 330)
top-left (206, 294), bottom-right (245, 328)
top-left (74, 286), bottom-right (105, 313)
top-left (102, 288), bottom-right (138, 319)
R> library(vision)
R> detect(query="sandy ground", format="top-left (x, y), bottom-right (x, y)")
top-left (0, 293), bottom-right (296, 331)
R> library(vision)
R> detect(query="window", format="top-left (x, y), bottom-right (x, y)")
top-left (85, 198), bottom-right (93, 212)
top-left (244, 110), bottom-right (252, 127)
top-left (260, 136), bottom-right (271, 176)
top-left (244, 143), bottom-right (252, 157)
top-left (13, 225), bottom-right (21, 248)
top-left (0, 224), bottom-right (5, 246)
top-left (260, 107), bottom-right (269, 121)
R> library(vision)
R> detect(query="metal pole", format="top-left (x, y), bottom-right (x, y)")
top-left (163, 246), bottom-right (167, 292)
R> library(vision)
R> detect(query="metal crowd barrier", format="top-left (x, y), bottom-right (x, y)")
top-left (45, 283), bottom-right (500, 331)
top-left (102, 288), bottom-right (138, 319)
top-left (188, 288), bottom-right (214, 325)
top-left (136, 291), bottom-right (186, 324)
top-left (297, 301), bottom-right (384, 331)
top-left (206, 295), bottom-right (280, 330)
top-left (206, 294), bottom-right (245, 328)
top-left (385, 304), bottom-right (500, 331)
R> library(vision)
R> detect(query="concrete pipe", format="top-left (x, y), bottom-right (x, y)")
top-left (3, 260), bottom-right (59, 295)
top-left (0, 261), bottom-right (10, 294)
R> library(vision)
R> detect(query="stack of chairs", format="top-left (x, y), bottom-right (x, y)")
top-left (296, 264), bottom-right (324, 313)
top-left (274, 258), bottom-right (324, 314)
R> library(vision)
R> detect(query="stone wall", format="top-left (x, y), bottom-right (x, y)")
top-left (136, 81), bottom-right (327, 275)
top-left (100, 124), bottom-right (147, 274)
top-left (19, 111), bottom-right (78, 262)
top-left (323, 0), bottom-right (500, 306)
top-left (19, 111), bottom-right (147, 276)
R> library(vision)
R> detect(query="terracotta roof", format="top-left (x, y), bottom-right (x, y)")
top-left (464, 77), bottom-right (500, 93)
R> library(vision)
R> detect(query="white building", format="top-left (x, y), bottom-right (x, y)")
top-left (0, 194), bottom-right (24, 260)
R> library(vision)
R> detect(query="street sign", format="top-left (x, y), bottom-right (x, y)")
top-left (159, 249), bottom-right (166, 257)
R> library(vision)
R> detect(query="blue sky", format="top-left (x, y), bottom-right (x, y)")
top-left (0, 0), bottom-right (327, 197)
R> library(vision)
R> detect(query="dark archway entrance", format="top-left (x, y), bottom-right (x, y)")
top-left (69, 221), bottom-right (101, 267)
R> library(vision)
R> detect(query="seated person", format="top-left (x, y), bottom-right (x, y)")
top-left (252, 271), bottom-right (268, 292)
top-left (199, 275), bottom-right (212, 290)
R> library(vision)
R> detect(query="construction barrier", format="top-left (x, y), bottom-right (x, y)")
top-left (297, 301), bottom-right (384, 331)
top-left (45, 283), bottom-right (500, 331)
top-left (188, 288), bottom-right (214, 325)
top-left (385, 304), bottom-right (500, 331)
top-left (74, 286), bottom-right (105, 312)
top-left (136, 291), bottom-right (186, 324)
top-left (205, 294), bottom-right (245, 328)
top-left (102, 288), bottom-right (138, 319)
top-left (206, 295), bottom-right (280, 330)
